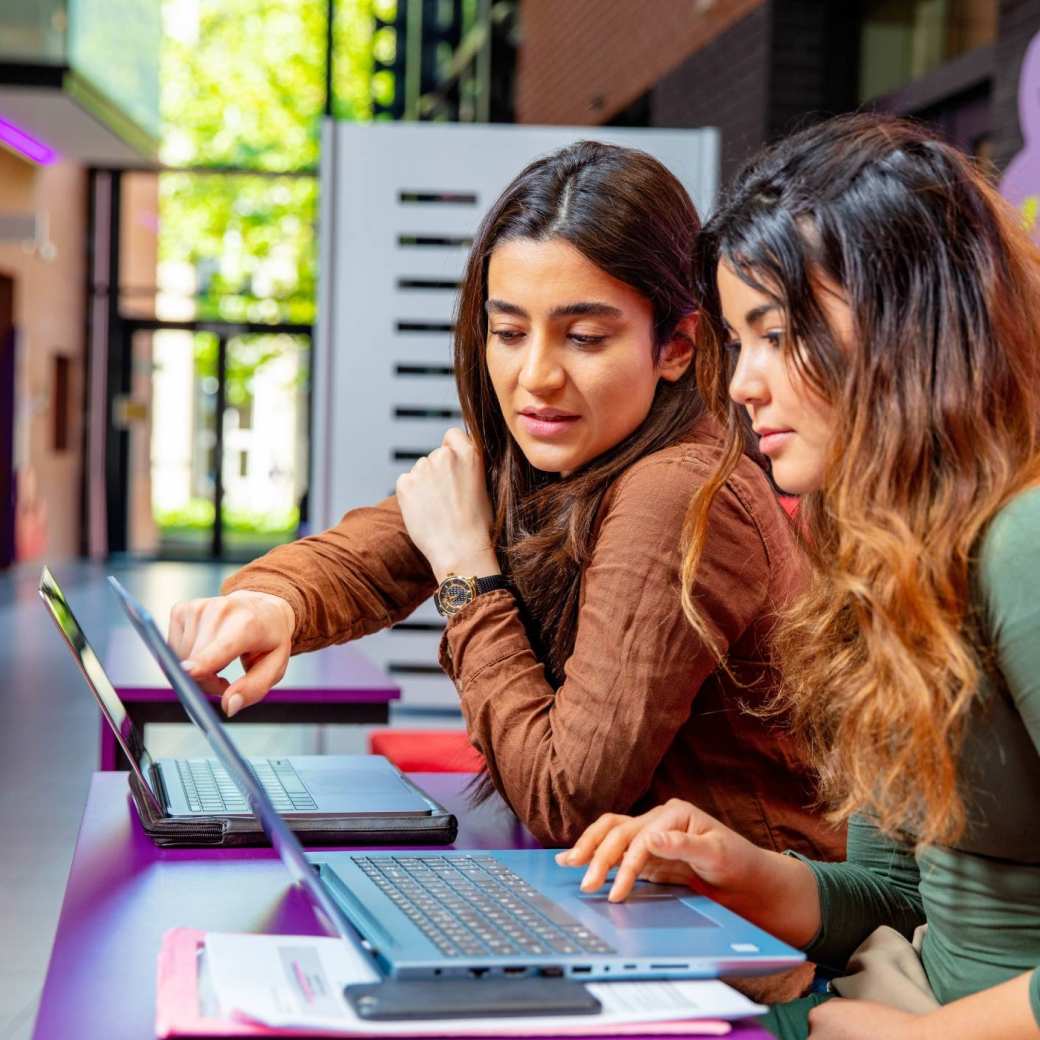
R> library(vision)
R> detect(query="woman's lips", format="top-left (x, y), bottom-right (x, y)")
top-left (517, 412), bottom-right (581, 438)
top-left (758, 430), bottom-right (794, 456)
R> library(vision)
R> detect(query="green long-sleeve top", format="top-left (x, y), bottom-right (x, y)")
top-left (793, 487), bottom-right (1040, 1025)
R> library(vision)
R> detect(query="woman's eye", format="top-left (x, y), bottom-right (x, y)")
top-left (722, 339), bottom-right (741, 356)
top-left (764, 330), bottom-right (784, 349)
top-left (491, 329), bottom-right (524, 343)
top-left (568, 333), bottom-right (606, 347)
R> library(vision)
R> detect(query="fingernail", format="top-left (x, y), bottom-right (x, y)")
top-left (226, 694), bottom-right (243, 718)
top-left (555, 851), bottom-right (572, 865)
top-left (580, 872), bottom-right (593, 891)
top-left (181, 659), bottom-right (196, 672)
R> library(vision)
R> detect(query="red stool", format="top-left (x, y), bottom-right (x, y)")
top-left (368, 730), bottom-right (486, 773)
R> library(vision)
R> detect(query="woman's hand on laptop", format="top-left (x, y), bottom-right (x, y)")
top-left (556, 798), bottom-right (823, 948)
top-left (167, 591), bottom-right (296, 717)
top-left (555, 800), bottom-right (746, 902)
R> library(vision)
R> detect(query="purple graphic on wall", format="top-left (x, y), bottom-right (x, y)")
top-left (1001, 30), bottom-right (1040, 244)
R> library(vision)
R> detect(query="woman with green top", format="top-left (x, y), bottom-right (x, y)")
top-left (558, 114), bottom-right (1040, 1039)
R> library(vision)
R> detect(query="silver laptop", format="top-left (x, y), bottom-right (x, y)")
top-left (109, 574), bottom-right (805, 983)
top-left (40, 567), bottom-right (456, 845)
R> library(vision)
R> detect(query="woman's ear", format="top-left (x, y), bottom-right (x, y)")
top-left (657, 312), bottom-right (698, 383)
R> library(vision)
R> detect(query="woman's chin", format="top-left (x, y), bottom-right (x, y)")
top-left (518, 442), bottom-right (587, 475)
top-left (770, 461), bottom-right (823, 497)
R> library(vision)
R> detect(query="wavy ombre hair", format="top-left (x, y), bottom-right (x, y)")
top-left (683, 114), bottom-right (1040, 845)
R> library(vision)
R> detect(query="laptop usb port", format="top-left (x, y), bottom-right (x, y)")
top-left (539, 966), bottom-right (564, 978)
top-left (571, 966), bottom-right (592, 974)
top-left (502, 966), bottom-right (527, 976)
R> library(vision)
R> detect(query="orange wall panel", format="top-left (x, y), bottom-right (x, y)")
top-left (0, 151), bottom-right (86, 560)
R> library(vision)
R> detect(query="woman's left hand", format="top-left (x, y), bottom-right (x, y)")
top-left (808, 999), bottom-right (923, 1040)
top-left (396, 427), bottom-right (500, 583)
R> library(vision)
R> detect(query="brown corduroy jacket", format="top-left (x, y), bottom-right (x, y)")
top-left (222, 424), bottom-right (844, 859)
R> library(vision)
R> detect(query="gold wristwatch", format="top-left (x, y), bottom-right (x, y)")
top-left (434, 573), bottom-right (511, 617)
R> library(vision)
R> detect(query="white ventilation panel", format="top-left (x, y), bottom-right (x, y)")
top-left (315, 120), bottom-right (719, 711)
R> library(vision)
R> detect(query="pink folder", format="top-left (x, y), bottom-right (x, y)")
top-left (156, 928), bottom-right (736, 1038)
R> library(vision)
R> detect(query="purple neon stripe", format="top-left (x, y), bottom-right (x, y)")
top-left (0, 115), bottom-right (57, 164)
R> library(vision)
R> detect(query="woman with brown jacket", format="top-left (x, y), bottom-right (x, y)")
top-left (167, 141), bottom-right (842, 864)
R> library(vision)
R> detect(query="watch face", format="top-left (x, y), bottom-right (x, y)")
top-left (437, 576), bottom-right (475, 616)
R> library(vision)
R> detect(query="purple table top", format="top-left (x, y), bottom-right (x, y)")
top-left (104, 626), bottom-right (400, 702)
top-left (31, 772), bottom-right (770, 1040)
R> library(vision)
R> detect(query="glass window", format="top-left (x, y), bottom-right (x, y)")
top-left (0, 0), bottom-right (68, 65)
top-left (160, 0), bottom-right (326, 171)
top-left (69, 0), bottom-right (161, 138)
top-left (156, 172), bottom-right (317, 326)
top-left (859, 0), bottom-right (997, 102)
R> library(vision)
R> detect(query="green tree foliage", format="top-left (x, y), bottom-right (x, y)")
top-left (155, 0), bottom-right (387, 546)
top-left (158, 0), bottom-right (388, 323)
top-left (158, 171), bottom-right (318, 323)
top-left (161, 0), bottom-right (381, 170)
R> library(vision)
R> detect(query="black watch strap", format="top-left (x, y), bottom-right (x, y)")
top-left (475, 575), bottom-right (512, 596)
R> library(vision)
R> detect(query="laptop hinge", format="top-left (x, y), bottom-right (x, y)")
top-left (150, 762), bottom-right (172, 814)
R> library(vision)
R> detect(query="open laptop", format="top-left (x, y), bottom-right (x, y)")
top-left (109, 574), bottom-right (805, 983)
top-left (40, 567), bottom-right (456, 846)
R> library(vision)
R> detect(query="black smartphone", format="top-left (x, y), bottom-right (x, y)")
top-left (343, 978), bottom-right (602, 1021)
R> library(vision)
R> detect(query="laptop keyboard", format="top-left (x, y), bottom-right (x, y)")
top-left (352, 855), bottom-right (616, 959)
top-left (176, 758), bottom-right (317, 814)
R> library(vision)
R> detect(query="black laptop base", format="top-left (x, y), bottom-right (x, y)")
top-left (128, 771), bottom-right (458, 848)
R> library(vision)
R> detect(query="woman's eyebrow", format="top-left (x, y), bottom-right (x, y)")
top-left (485, 299), bottom-right (624, 320)
top-left (548, 302), bottom-right (623, 319)
top-left (486, 298), bottom-right (528, 317)
top-left (746, 303), bottom-right (781, 325)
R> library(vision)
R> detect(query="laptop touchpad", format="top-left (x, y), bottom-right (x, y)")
top-left (580, 895), bottom-right (719, 929)
top-left (295, 767), bottom-right (431, 814)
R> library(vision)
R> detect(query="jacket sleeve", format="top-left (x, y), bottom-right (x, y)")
top-left (221, 496), bottom-right (437, 654)
top-left (439, 452), bottom-right (773, 847)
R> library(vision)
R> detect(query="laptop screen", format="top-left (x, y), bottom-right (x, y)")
top-left (107, 575), bottom-right (360, 945)
top-left (38, 567), bottom-right (163, 813)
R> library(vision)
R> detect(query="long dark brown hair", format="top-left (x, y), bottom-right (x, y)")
top-left (455, 140), bottom-right (704, 686)
top-left (683, 114), bottom-right (1040, 845)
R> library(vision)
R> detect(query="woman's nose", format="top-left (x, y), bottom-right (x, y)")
top-left (728, 344), bottom-right (768, 408)
top-left (518, 336), bottom-right (566, 395)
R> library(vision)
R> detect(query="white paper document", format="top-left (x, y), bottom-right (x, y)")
top-left (202, 932), bottom-right (765, 1036)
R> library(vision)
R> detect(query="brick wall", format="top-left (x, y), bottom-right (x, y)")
top-left (993, 0), bottom-right (1040, 169)
top-left (766, 2), bottom-right (859, 141)
top-left (652, 2), bottom-right (858, 189)
top-left (517, 0), bottom-right (1030, 185)
top-left (651, 5), bottom-right (770, 189)
top-left (515, 0), bottom-right (763, 125)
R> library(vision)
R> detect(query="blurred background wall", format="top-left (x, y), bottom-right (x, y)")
top-left (1, 0), bottom-right (1038, 572)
